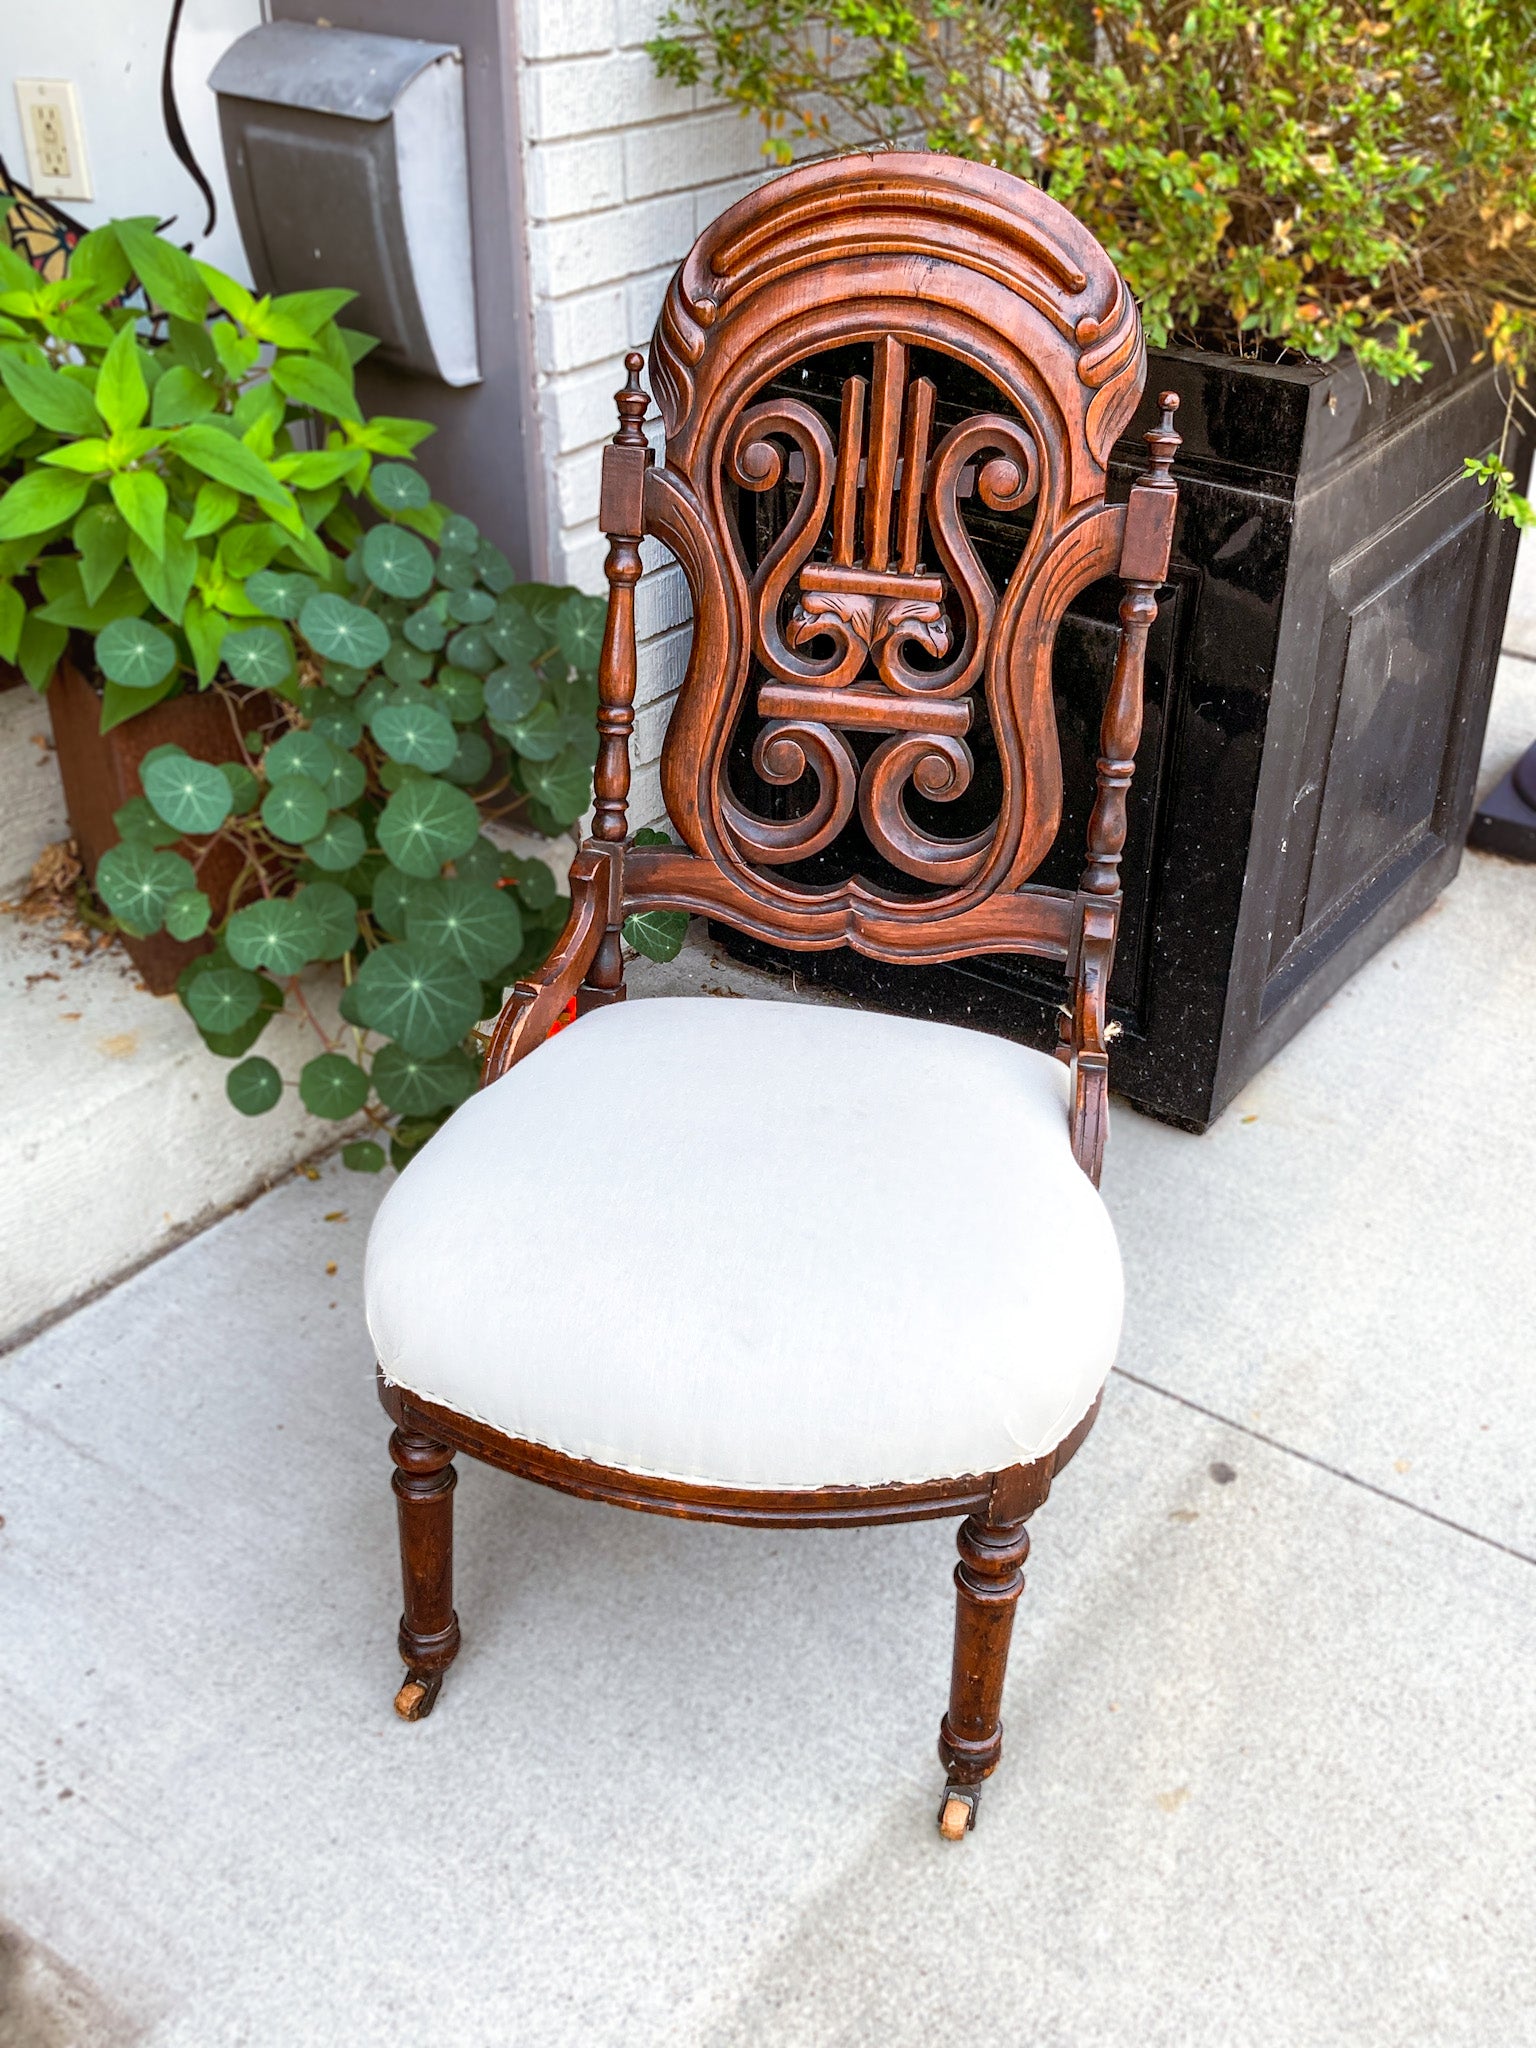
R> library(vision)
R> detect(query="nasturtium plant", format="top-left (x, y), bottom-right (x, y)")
top-left (0, 207), bottom-right (685, 1168)
top-left (622, 828), bottom-right (690, 964)
top-left (81, 510), bottom-right (620, 1163)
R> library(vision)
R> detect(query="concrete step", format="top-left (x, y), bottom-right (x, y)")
top-left (0, 681), bottom-right (67, 894)
top-left (0, 907), bottom-right (358, 1347)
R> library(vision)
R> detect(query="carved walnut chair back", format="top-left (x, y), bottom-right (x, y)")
top-left (373, 153), bottom-right (1179, 1840)
top-left (484, 153), bottom-right (1179, 1184)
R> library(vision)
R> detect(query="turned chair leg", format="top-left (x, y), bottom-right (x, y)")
top-left (936, 1511), bottom-right (1030, 1838)
top-left (389, 1425), bottom-right (461, 1721)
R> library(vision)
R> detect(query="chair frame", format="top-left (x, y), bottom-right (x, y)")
top-left (379, 154), bottom-right (1179, 1839)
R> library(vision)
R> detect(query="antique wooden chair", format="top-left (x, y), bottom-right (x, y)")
top-left (365, 152), bottom-right (1179, 1839)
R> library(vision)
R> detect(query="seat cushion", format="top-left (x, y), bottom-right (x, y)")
top-left (365, 996), bottom-right (1122, 1490)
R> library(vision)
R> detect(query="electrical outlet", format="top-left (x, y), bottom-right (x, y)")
top-left (14, 80), bottom-right (92, 202)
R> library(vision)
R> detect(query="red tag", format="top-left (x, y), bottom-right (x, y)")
top-left (547, 994), bottom-right (578, 1039)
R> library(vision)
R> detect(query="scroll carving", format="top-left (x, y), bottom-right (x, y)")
top-left (724, 336), bottom-right (1043, 880)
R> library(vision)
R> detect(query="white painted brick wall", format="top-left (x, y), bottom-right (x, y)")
top-left (517, 1), bottom-right (785, 824)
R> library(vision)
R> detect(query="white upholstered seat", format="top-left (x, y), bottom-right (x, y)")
top-left (365, 997), bottom-right (1122, 1491)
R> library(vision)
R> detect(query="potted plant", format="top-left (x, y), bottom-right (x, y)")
top-left (649, 1), bottom-right (1536, 1128)
top-left (0, 213), bottom-right (644, 1169)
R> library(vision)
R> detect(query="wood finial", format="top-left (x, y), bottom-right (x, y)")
top-left (1144, 391), bottom-right (1181, 486)
top-left (615, 351), bottom-right (650, 445)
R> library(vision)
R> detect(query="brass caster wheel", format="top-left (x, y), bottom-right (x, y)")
top-left (937, 1785), bottom-right (980, 1840)
top-left (394, 1670), bottom-right (443, 1721)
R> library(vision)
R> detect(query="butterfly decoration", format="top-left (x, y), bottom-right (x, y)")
top-left (0, 153), bottom-right (87, 281)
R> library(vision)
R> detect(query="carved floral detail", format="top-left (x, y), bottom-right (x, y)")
top-left (785, 585), bottom-right (953, 685)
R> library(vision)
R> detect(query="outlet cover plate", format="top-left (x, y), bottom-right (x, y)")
top-left (15, 79), bottom-right (92, 202)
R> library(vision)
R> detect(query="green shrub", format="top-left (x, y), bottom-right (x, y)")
top-left (652, 0), bottom-right (1536, 519)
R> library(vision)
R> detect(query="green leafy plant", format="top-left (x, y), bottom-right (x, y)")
top-left (93, 546), bottom-right (604, 1167)
top-left (0, 212), bottom-right (434, 703)
top-left (0, 211), bottom-right (631, 1165)
top-left (622, 827), bottom-right (690, 962)
top-left (651, 0), bottom-right (1536, 518)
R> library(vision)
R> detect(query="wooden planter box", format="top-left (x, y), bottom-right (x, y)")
top-left (719, 333), bottom-right (1529, 1129)
top-left (47, 659), bottom-right (283, 995)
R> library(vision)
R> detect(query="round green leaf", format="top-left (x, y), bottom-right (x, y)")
top-left (227, 1056), bottom-right (283, 1116)
top-left (370, 702), bottom-right (458, 773)
top-left (382, 675), bottom-right (431, 709)
top-left (623, 908), bottom-right (690, 964)
top-left (484, 663), bottom-right (540, 725)
top-left (321, 661), bottom-right (368, 697)
top-left (226, 894), bottom-right (322, 976)
top-left (355, 676), bottom-right (391, 722)
top-left (349, 941), bottom-right (482, 1056)
top-left (439, 513), bottom-right (480, 555)
top-left (311, 708), bottom-right (363, 750)
top-left (301, 813), bottom-right (368, 872)
top-left (445, 626), bottom-right (495, 673)
top-left (475, 541), bottom-right (514, 593)
top-left (406, 877), bottom-right (523, 978)
top-left (95, 616), bottom-right (177, 690)
top-left (112, 795), bottom-right (181, 848)
top-left (342, 1139), bottom-right (387, 1173)
top-left (219, 760), bottom-right (261, 813)
top-left (95, 841), bottom-right (194, 933)
top-left (372, 865), bottom-right (429, 938)
top-left (403, 602), bottom-right (448, 652)
top-left (442, 728), bottom-right (492, 786)
top-left (362, 523), bottom-right (435, 599)
top-left (489, 602), bottom-right (547, 665)
top-left (435, 553), bottom-right (478, 592)
top-left (222, 624), bottom-right (292, 691)
top-left (244, 569), bottom-right (318, 619)
top-left (141, 749), bottom-right (233, 836)
top-left (299, 1052), bottom-right (371, 1120)
top-left (294, 880), bottom-right (358, 959)
top-left (370, 462), bottom-right (431, 511)
top-left (265, 730), bottom-right (336, 784)
top-left (376, 777), bottom-right (479, 878)
top-left (185, 964), bottom-right (264, 1034)
top-left (505, 853), bottom-right (557, 912)
top-left (499, 699), bottom-right (563, 760)
top-left (555, 593), bottom-right (605, 675)
top-left (521, 747), bottom-right (592, 827)
top-left (319, 747), bottom-right (367, 809)
top-left (384, 639), bottom-right (435, 687)
top-left (164, 888), bottom-right (212, 941)
top-left (454, 835), bottom-right (504, 890)
top-left (446, 587), bottom-right (495, 625)
top-left (298, 592), bottom-right (391, 669)
top-left (371, 1042), bottom-right (478, 1115)
top-left (433, 666), bottom-right (485, 724)
top-left (261, 773), bottom-right (330, 844)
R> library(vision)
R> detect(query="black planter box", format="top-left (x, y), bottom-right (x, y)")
top-left (717, 335), bottom-right (1529, 1130)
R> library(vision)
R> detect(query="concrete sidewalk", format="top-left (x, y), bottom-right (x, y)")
top-left (2, 660), bottom-right (1533, 2048)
